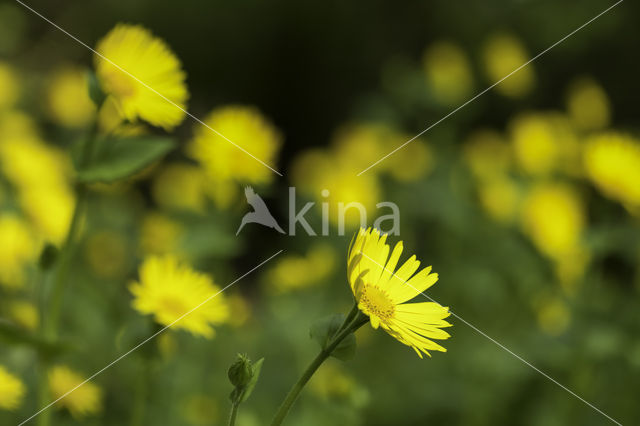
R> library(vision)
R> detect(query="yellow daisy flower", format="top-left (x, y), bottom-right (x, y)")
top-left (94, 24), bottom-right (188, 130)
top-left (347, 228), bottom-right (452, 358)
top-left (129, 255), bottom-right (230, 338)
top-left (0, 365), bottom-right (26, 410)
top-left (48, 365), bottom-right (102, 418)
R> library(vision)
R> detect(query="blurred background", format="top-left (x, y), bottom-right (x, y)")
top-left (0, 0), bottom-right (639, 425)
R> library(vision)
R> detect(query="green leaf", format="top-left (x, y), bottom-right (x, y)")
top-left (239, 357), bottom-right (264, 403)
top-left (310, 314), bottom-right (357, 361)
top-left (87, 70), bottom-right (106, 107)
top-left (77, 136), bottom-right (175, 183)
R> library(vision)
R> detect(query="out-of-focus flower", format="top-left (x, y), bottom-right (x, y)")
top-left (535, 295), bottom-right (571, 336)
top-left (566, 77), bottom-right (611, 132)
top-left (188, 105), bottom-right (282, 185)
top-left (0, 213), bottom-right (39, 289)
top-left (226, 293), bottom-right (251, 327)
top-left (477, 176), bottom-right (520, 224)
top-left (130, 255), bottom-right (229, 338)
top-left (509, 112), bottom-right (579, 176)
top-left (463, 129), bottom-right (511, 180)
top-left (583, 132), bottom-right (640, 212)
top-left (152, 163), bottom-right (207, 213)
top-left (310, 361), bottom-right (369, 407)
top-left (85, 230), bottom-right (129, 279)
top-left (0, 61), bottom-right (19, 110)
top-left (482, 33), bottom-right (534, 98)
top-left (0, 366), bottom-right (25, 410)
top-left (8, 301), bottom-right (39, 331)
top-left (422, 41), bottom-right (473, 105)
top-left (520, 183), bottom-right (584, 260)
top-left (46, 66), bottom-right (95, 128)
top-left (139, 212), bottom-right (183, 256)
top-left (292, 149), bottom-right (381, 229)
top-left (182, 394), bottom-right (219, 426)
top-left (94, 24), bottom-right (188, 130)
top-left (268, 244), bottom-right (335, 292)
top-left (348, 228), bottom-right (451, 358)
top-left (48, 366), bottom-right (102, 418)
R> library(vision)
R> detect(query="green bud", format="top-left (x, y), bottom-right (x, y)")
top-left (228, 354), bottom-right (253, 389)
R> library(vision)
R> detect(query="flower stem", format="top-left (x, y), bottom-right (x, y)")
top-left (228, 402), bottom-right (239, 426)
top-left (269, 307), bottom-right (368, 426)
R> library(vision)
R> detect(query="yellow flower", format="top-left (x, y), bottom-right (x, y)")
top-left (509, 112), bottom-right (578, 176)
top-left (0, 213), bottom-right (39, 289)
top-left (0, 61), bottom-right (19, 110)
top-left (85, 230), bottom-right (129, 279)
top-left (0, 365), bottom-right (26, 410)
top-left (422, 41), bottom-right (473, 105)
top-left (8, 301), bottom-right (39, 331)
top-left (477, 176), bottom-right (520, 224)
top-left (566, 77), bottom-right (611, 131)
top-left (347, 228), bottom-right (451, 358)
top-left (268, 244), bottom-right (335, 292)
top-left (48, 365), bottom-right (102, 418)
top-left (482, 33), bottom-right (534, 98)
top-left (463, 129), bottom-right (511, 180)
top-left (139, 212), bottom-right (183, 256)
top-left (187, 105), bottom-right (282, 184)
top-left (520, 183), bottom-right (584, 260)
top-left (130, 255), bottom-right (230, 338)
top-left (583, 133), bottom-right (640, 211)
top-left (47, 66), bottom-right (96, 128)
top-left (94, 24), bottom-right (188, 130)
top-left (535, 295), bottom-right (571, 336)
top-left (182, 394), bottom-right (219, 426)
top-left (152, 163), bottom-right (208, 212)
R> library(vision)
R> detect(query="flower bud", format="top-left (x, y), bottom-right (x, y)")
top-left (228, 354), bottom-right (253, 389)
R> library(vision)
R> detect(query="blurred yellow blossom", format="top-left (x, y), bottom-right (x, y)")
top-left (49, 366), bottom-right (103, 418)
top-left (0, 61), bottom-right (19, 110)
top-left (520, 183), bottom-right (584, 260)
top-left (0, 110), bottom-right (39, 143)
top-left (8, 301), bottom-right (39, 331)
top-left (47, 66), bottom-right (96, 128)
top-left (0, 366), bottom-right (25, 410)
top-left (140, 212), bottom-right (183, 256)
top-left (0, 213), bottom-right (39, 289)
top-left (85, 230), bottom-right (129, 279)
top-left (477, 176), bottom-right (520, 224)
top-left (566, 77), bottom-right (611, 131)
top-left (509, 112), bottom-right (579, 176)
top-left (583, 132), bottom-right (640, 212)
top-left (152, 163), bottom-right (207, 212)
top-left (130, 255), bottom-right (230, 338)
top-left (422, 41), bottom-right (473, 105)
top-left (188, 105), bottom-right (282, 185)
top-left (268, 244), bottom-right (335, 292)
top-left (463, 129), bottom-right (511, 180)
top-left (310, 361), bottom-right (368, 406)
top-left (227, 293), bottom-right (251, 327)
top-left (182, 394), bottom-right (219, 426)
top-left (535, 295), bottom-right (571, 336)
top-left (94, 24), bottom-right (189, 130)
top-left (482, 33), bottom-right (534, 98)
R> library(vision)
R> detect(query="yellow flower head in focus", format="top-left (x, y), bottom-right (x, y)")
top-left (188, 105), bottom-right (282, 184)
top-left (8, 301), bottom-right (39, 331)
top-left (423, 41), bottom-right (473, 105)
top-left (0, 61), bottom-right (19, 110)
top-left (509, 112), bottom-right (578, 176)
top-left (583, 133), bottom-right (640, 211)
top-left (348, 228), bottom-right (451, 358)
top-left (0, 366), bottom-right (26, 410)
top-left (48, 366), bottom-right (102, 418)
top-left (482, 33), bottom-right (534, 98)
top-left (521, 183), bottom-right (584, 260)
top-left (94, 24), bottom-right (188, 130)
top-left (566, 77), bottom-right (611, 132)
top-left (47, 66), bottom-right (96, 128)
top-left (0, 213), bottom-right (39, 289)
top-left (130, 255), bottom-right (230, 338)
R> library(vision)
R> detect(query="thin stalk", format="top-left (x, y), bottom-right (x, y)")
top-left (270, 310), bottom-right (368, 426)
top-left (228, 402), bottom-right (239, 426)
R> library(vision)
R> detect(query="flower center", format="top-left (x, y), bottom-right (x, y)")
top-left (359, 283), bottom-right (395, 321)
top-left (158, 296), bottom-right (189, 320)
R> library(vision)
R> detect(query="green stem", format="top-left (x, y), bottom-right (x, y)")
top-left (270, 308), bottom-right (368, 426)
top-left (228, 402), bottom-right (239, 426)
top-left (130, 361), bottom-right (150, 426)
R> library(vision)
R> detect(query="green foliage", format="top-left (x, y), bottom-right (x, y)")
top-left (228, 355), bottom-right (264, 404)
top-left (310, 314), bottom-right (357, 361)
